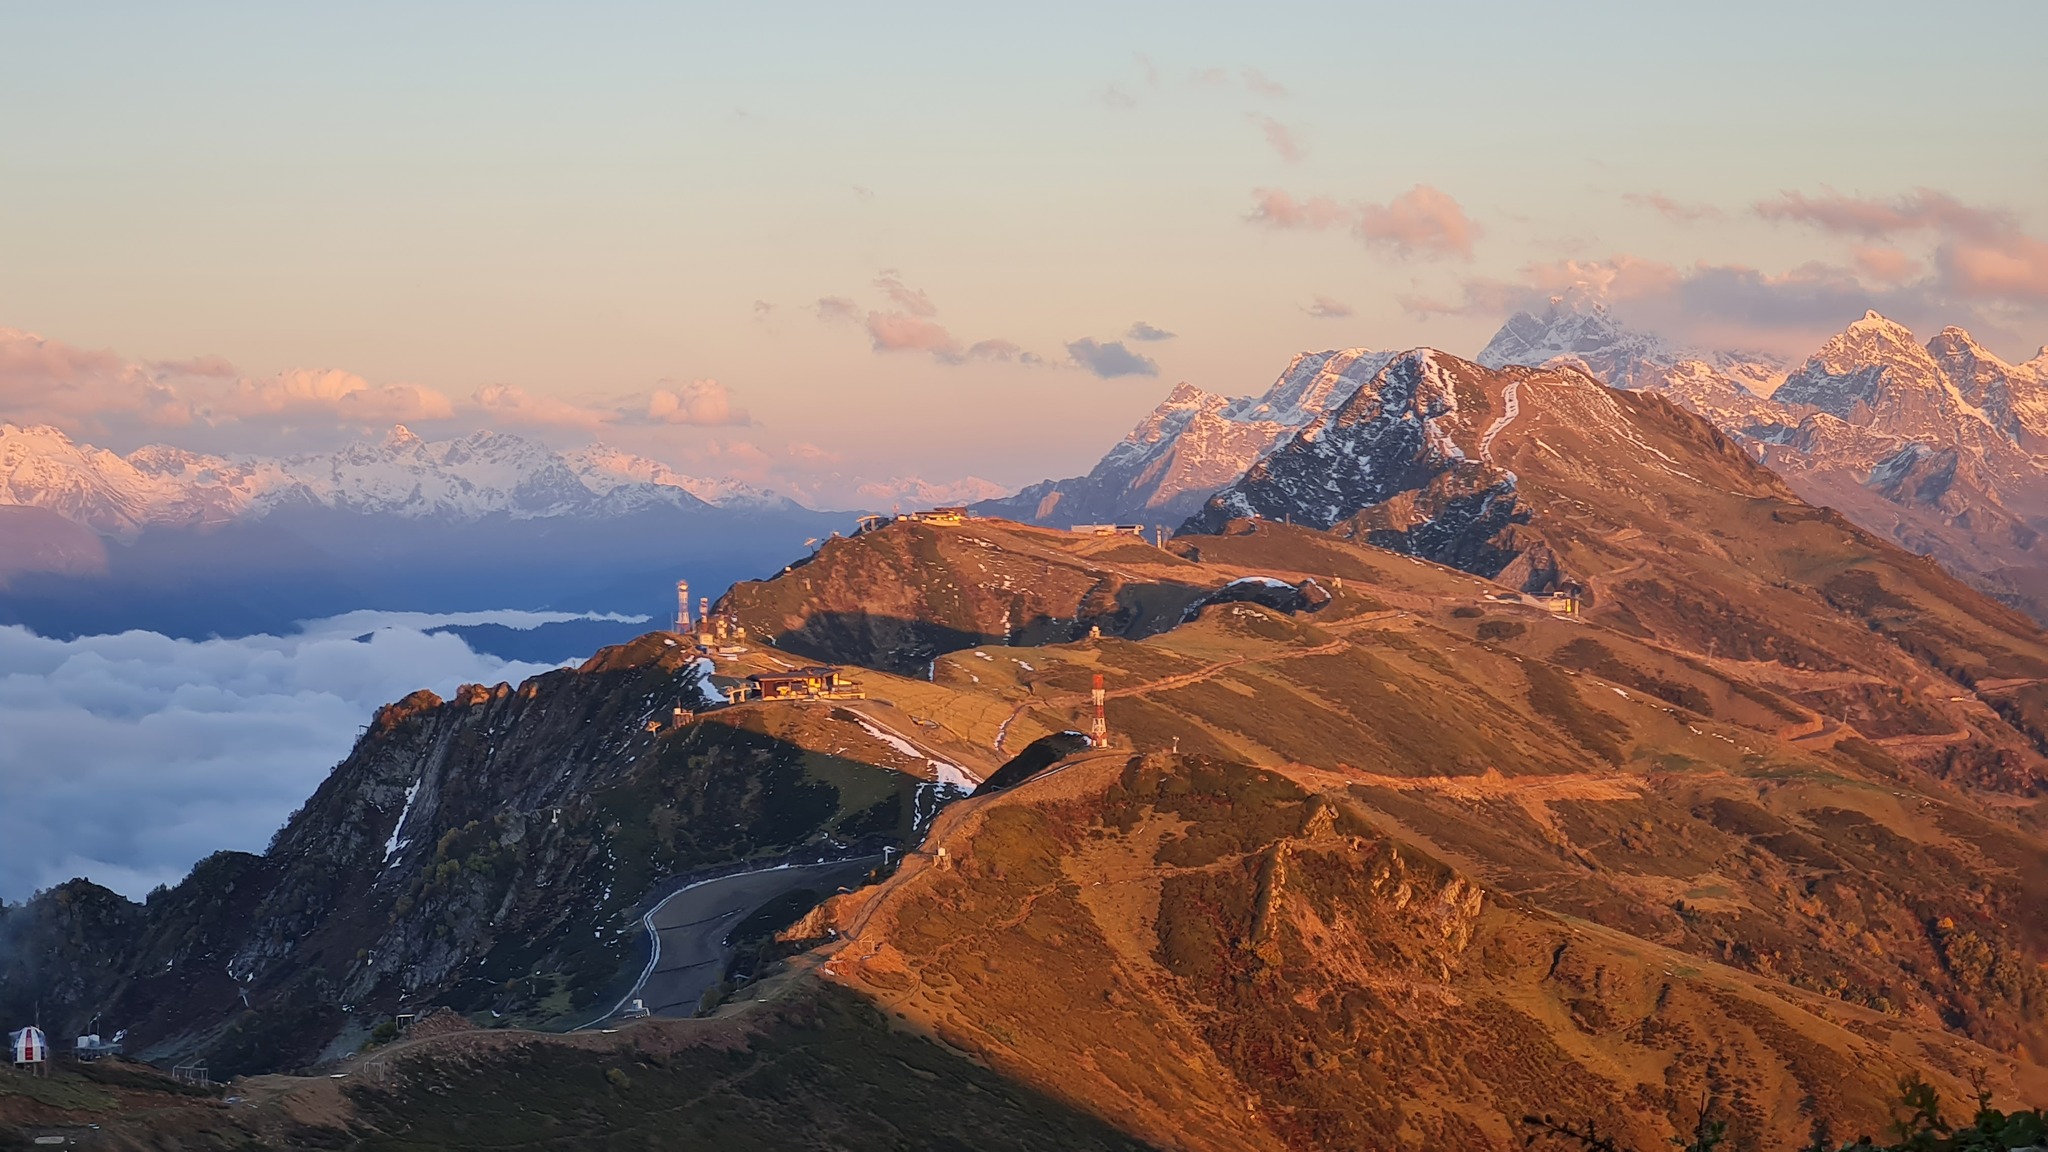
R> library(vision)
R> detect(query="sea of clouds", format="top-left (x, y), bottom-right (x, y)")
top-left (0, 612), bottom-right (632, 902)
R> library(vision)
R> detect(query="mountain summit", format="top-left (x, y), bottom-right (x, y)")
top-left (1476, 293), bottom-right (1785, 426)
top-left (974, 349), bottom-right (1396, 528)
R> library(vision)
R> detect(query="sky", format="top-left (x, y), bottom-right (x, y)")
top-left (3, 0), bottom-right (2046, 501)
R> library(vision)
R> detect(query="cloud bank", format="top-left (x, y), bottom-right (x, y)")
top-left (0, 615), bottom-right (586, 902)
top-left (0, 329), bottom-right (750, 452)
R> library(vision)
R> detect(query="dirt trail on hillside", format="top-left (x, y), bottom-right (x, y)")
top-left (988, 620), bottom-right (1402, 752)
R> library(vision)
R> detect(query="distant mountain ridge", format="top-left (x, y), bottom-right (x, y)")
top-left (0, 425), bottom-right (849, 645)
top-left (1476, 299), bottom-right (2048, 619)
top-left (0, 423), bottom-right (806, 537)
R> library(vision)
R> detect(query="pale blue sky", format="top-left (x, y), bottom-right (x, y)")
top-left (3, 1), bottom-right (2044, 492)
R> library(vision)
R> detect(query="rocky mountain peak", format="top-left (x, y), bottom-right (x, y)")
top-left (1232, 348), bottom-right (1390, 425)
top-left (973, 350), bottom-right (1391, 529)
top-left (1827, 310), bottom-right (1922, 356)
top-left (1475, 293), bottom-right (1671, 383)
top-left (1776, 313), bottom-right (1953, 425)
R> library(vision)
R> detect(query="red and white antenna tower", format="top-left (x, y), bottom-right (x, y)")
top-left (1091, 673), bottom-right (1107, 745)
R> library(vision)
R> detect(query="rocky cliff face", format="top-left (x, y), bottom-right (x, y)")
top-left (1183, 351), bottom-right (1514, 551)
top-left (0, 634), bottom-right (938, 1075)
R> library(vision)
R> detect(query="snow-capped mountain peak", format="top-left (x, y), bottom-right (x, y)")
top-left (974, 349), bottom-right (1396, 528)
top-left (1230, 348), bottom-right (1394, 426)
top-left (1476, 294), bottom-right (1783, 426)
top-left (1477, 293), bottom-right (1681, 390)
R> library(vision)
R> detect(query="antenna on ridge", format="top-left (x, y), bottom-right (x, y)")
top-left (1091, 674), bottom-right (1107, 746)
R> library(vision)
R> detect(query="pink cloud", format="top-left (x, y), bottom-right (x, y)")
top-left (1249, 115), bottom-right (1304, 162)
top-left (1939, 235), bottom-right (2048, 302)
top-left (1302, 296), bottom-right (1353, 319)
top-left (821, 274), bottom-right (1048, 366)
top-left (1247, 188), bottom-right (1348, 230)
top-left (1250, 185), bottom-right (1479, 260)
top-left (0, 328), bottom-right (195, 433)
top-left (218, 369), bottom-right (454, 425)
top-left (964, 338), bottom-right (1030, 362)
top-left (1241, 68), bottom-right (1288, 97)
top-left (1623, 192), bottom-right (1721, 223)
top-left (644, 379), bottom-right (749, 426)
top-left (1354, 185), bottom-right (1479, 260)
top-left (1756, 186), bottom-right (2048, 306)
top-left (872, 273), bottom-right (937, 317)
top-left (1852, 245), bottom-right (1918, 284)
top-left (1753, 187), bottom-right (2011, 240)
top-left (699, 438), bottom-right (774, 481)
top-left (814, 296), bottom-right (860, 322)
top-left (866, 311), bottom-right (958, 355)
top-left (785, 441), bottom-right (841, 465)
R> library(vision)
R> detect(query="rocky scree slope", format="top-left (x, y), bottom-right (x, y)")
top-left (0, 634), bottom-right (942, 1076)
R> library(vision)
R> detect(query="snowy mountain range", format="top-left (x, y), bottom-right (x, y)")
top-left (1410, 299), bottom-right (2048, 621)
top-left (0, 424), bottom-right (855, 645)
top-left (985, 289), bottom-right (2048, 619)
top-left (0, 424), bottom-right (802, 537)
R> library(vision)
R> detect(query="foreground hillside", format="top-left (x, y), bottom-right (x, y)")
top-left (811, 748), bottom-right (2048, 1150)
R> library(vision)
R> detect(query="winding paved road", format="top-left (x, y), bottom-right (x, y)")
top-left (594, 857), bottom-right (881, 1024)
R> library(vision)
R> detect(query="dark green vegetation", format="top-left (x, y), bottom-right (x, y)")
top-left (340, 986), bottom-right (1150, 1152)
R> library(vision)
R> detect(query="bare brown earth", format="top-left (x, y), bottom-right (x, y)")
top-left (811, 751), bottom-right (2048, 1151)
